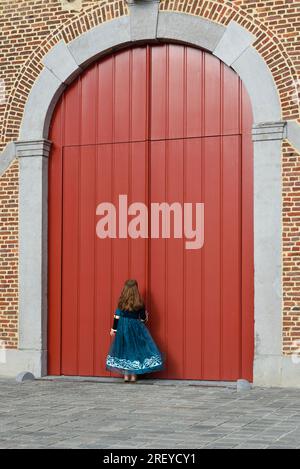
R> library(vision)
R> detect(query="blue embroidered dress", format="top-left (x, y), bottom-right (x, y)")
top-left (105, 308), bottom-right (165, 375)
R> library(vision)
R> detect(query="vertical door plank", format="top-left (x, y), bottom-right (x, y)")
top-left (184, 138), bottom-right (203, 379)
top-left (131, 47), bottom-right (148, 142)
top-left (202, 137), bottom-right (222, 380)
top-left (222, 65), bottom-right (241, 136)
top-left (221, 136), bottom-right (242, 380)
top-left (150, 140), bottom-right (168, 377)
top-left (94, 144), bottom-right (113, 376)
top-left (64, 80), bottom-right (81, 147)
top-left (111, 143), bottom-right (130, 313)
top-left (61, 147), bottom-right (80, 374)
top-left (150, 44), bottom-right (167, 141)
top-left (204, 53), bottom-right (221, 137)
top-left (81, 66), bottom-right (98, 145)
top-left (129, 141), bottom-right (148, 300)
top-left (77, 146), bottom-right (96, 376)
top-left (186, 48), bottom-right (203, 138)
top-left (165, 139), bottom-right (185, 378)
top-left (97, 56), bottom-right (114, 144)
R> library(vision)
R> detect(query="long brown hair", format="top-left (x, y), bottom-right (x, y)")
top-left (118, 279), bottom-right (144, 312)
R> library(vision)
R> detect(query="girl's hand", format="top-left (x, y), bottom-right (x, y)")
top-left (110, 329), bottom-right (116, 337)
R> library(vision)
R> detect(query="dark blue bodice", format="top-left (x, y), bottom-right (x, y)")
top-left (117, 308), bottom-right (144, 320)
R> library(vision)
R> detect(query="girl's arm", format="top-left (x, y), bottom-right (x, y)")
top-left (110, 312), bottom-right (120, 335)
top-left (139, 308), bottom-right (149, 323)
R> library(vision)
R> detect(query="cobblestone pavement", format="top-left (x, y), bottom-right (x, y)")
top-left (0, 377), bottom-right (300, 449)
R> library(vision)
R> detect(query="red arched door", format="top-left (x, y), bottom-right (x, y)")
top-left (48, 44), bottom-right (254, 381)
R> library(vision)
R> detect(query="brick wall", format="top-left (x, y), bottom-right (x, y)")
top-left (0, 160), bottom-right (19, 349)
top-left (282, 140), bottom-right (300, 356)
top-left (0, 0), bottom-right (299, 354)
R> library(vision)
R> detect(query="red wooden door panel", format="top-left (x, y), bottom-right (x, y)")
top-left (58, 143), bottom-right (148, 377)
top-left (150, 44), bottom-right (243, 140)
top-left (48, 43), bottom-right (254, 381)
top-left (150, 136), bottom-right (248, 381)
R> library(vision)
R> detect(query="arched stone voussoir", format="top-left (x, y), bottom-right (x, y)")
top-left (231, 45), bottom-right (281, 123)
top-left (156, 11), bottom-right (225, 52)
top-left (213, 20), bottom-right (255, 67)
top-left (42, 39), bottom-right (83, 86)
top-left (67, 15), bottom-right (132, 70)
top-left (19, 66), bottom-right (67, 141)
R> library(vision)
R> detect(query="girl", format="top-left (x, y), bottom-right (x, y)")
top-left (106, 279), bottom-right (165, 383)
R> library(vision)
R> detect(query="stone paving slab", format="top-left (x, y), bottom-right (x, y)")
top-left (0, 377), bottom-right (300, 449)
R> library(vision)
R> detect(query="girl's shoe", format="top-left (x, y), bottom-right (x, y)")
top-left (130, 375), bottom-right (137, 383)
top-left (124, 375), bottom-right (130, 383)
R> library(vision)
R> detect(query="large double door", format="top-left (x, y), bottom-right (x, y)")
top-left (48, 44), bottom-right (254, 381)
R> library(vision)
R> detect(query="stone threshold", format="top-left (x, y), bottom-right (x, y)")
top-left (40, 375), bottom-right (237, 388)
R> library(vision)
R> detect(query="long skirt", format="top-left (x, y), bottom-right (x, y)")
top-left (105, 316), bottom-right (165, 375)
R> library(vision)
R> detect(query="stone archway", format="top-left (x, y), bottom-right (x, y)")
top-left (3, 2), bottom-right (300, 385)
